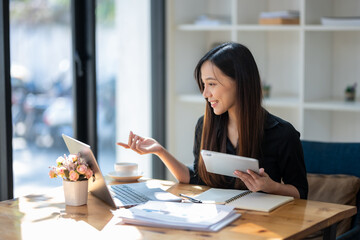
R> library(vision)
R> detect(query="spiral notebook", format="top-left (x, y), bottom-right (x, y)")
top-left (195, 188), bottom-right (294, 212)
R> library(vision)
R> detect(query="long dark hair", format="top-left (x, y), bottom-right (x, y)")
top-left (194, 42), bottom-right (265, 188)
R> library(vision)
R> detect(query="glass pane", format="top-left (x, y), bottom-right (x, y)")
top-left (96, 0), bottom-right (152, 177)
top-left (95, 0), bottom-right (116, 175)
top-left (10, 0), bottom-right (73, 197)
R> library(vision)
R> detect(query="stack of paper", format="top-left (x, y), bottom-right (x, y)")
top-left (321, 17), bottom-right (360, 26)
top-left (260, 10), bottom-right (300, 19)
top-left (114, 201), bottom-right (241, 232)
top-left (194, 15), bottom-right (231, 26)
top-left (259, 10), bottom-right (300, 25)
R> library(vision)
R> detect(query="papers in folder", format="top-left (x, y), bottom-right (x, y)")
top-left (114, 201), bottom-right (241, 232)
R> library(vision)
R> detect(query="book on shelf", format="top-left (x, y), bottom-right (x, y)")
top-left (259, 18), bottom-right (299, 25)
top-left (260, 10), bottom-right (299, 19)
top-left (195, 188), bottom-right (294, 212)
top-left (193, 14), bottom-right (231, 26)
top-left (113, 201), bottom-right (241, 232)
top-left (259, 10), bottom-right (300, 25)
top-left (321, 17), bottom-right (360, 26)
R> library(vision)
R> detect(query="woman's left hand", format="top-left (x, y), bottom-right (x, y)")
top-left (233, 168), bottom-right (275, 193)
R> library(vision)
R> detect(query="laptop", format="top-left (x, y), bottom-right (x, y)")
top-left (62, 134), bottom-right (182, 208)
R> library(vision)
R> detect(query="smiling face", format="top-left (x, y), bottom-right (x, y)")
top-left (201, 61), bottom-right (237, 116)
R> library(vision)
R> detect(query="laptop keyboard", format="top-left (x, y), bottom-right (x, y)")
top-left (110, 184), bottom-right (150, 205)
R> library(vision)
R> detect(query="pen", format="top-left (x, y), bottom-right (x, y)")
top-left (179, 193), bottom-right (202, 203)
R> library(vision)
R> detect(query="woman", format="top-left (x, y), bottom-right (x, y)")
top-left (117, 42), bottom-right (308, 199)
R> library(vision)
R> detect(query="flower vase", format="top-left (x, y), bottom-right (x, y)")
top-left (63, 180), bottom-right (88, 206)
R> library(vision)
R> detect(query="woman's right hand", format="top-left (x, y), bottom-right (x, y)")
top-left (118, 131), bottom-right (190, 183)
top-left (116, 131), bottom-right (164, 156)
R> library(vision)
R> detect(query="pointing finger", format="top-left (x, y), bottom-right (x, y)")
top-left (128, 131), bottom-right (134, 146)
top-left (116, 142), bottom-right (130, 149)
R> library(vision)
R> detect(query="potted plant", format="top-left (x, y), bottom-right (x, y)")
top-left (49, 154), bottom-right (93, 206)
top-left (345, 83), bottom-right (357, 102)
top-left (262, 82), bottom-right (271, 99)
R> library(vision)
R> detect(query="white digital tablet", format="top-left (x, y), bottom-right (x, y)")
top-left (201, 150), bottom-right (259, 177)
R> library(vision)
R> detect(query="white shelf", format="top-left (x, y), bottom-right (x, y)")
top-left (305, 25), bottom-right (360, 31)
top-left (177, 24), bottom-right (233, 31)
top-left (178, 24), bottom-right (300, 31)
top-left (178, 94), bottom-right (300, 108)
top-left (304, 100), bottom-right (360, 112)
top-left (263, 97), bottom-right (300, 108)
top-left (178, 94), bottom-right (204, 103)
top-left (179, 24), bottom-right (360, 32)
top-left (167, 0), bottom-right (360, 171)
top-left (234, 25), bottom-right (300, 31)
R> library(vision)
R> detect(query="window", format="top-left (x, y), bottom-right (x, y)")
top-left (96, 0), bottom-right (152, 177)
top-left (1, 0), bottom-right (163, 200)
top-left (10, 0), bottom-right (73, 197)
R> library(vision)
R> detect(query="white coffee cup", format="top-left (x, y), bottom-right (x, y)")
top-left (114, 162), bottom-right (138, 176)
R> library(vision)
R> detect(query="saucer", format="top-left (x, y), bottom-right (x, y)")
top-left (107, 171), bottom-right (143, 182)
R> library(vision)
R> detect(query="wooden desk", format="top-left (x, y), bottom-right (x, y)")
top-left (0, 179), bottom-right (356, 240)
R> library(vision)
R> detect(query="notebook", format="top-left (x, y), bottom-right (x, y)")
top-left (62, 134), bottom-right (182, 208)
top-left (195, 188), bottom-right (294, 212)
top-left (201, 150), bottom-right (259, 177)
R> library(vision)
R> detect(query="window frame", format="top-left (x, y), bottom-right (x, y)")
top-left (71, 0), bottom-right (98, 157)
top-left (0, 0), bottom-right (98, 200)
top-left (0, 0), bottom-right (166, 200)
top-left (151, 0), bottom-right (166, 179)
top-left (0, 0), bottom-right (13, 201)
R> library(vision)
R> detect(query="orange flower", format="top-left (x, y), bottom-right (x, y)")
top-left (56, 167), bottom-right (66, 178)
top-left (85, 169), bottom-right (93, 179)
top-left (76, 165), bottom-right (87, 175)
top-left (69, 170), bottom-right (79, 181)
top-left (49, 169), bottom-right (57, 178)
